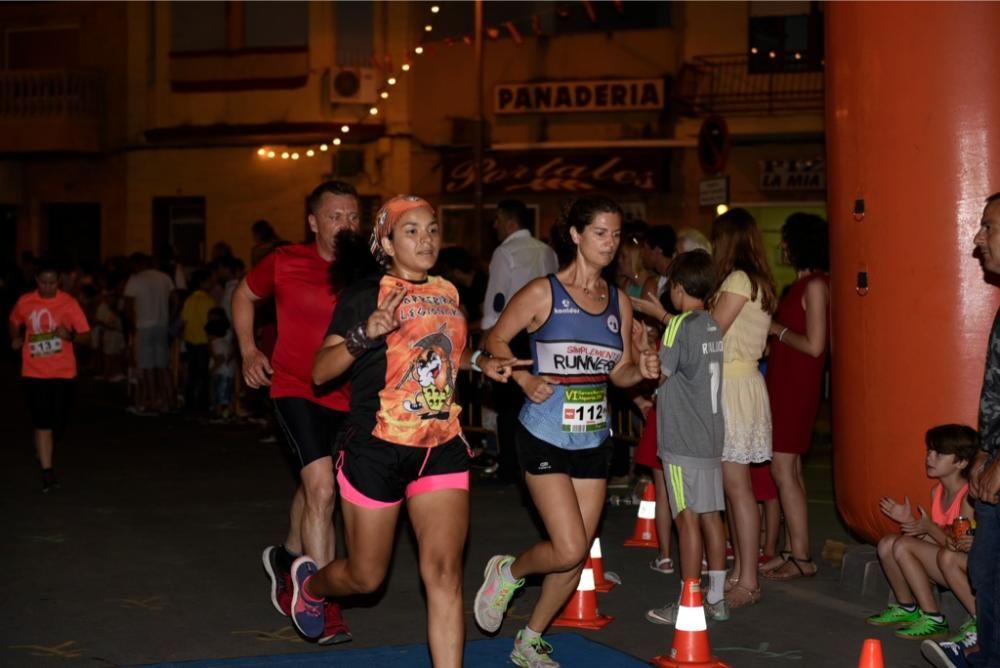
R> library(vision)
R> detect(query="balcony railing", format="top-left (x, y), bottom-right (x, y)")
top-left (676, 54), bottom-right (824, 116)
top-left (0, 68), bottom-right (105, 152)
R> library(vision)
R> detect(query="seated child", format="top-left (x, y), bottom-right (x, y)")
top-left (644, 250), bottom-right (729, 624)
top-left (867, 424), bottom-right (978, 642)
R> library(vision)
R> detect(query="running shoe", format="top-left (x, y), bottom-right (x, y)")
top-left (895, 612), bottom-right (950, 640)
top-left (705, 598), bottom-right (731, 622)
top-left (289, 556), bottom-right (323, 639)
top-left (948, 616), bottom-right (977, 649)
top-left (41, 470), bottom-right (60, 494)
top-left (866, 603), bottom-right (922, 626)
top-left (921, 639), bottom-right (970, 668)
top-left (645, 602), bottom-right (679, 625)
top-left (473, 555), bottom-right (524, 633)
top-left (318, 601), bottom-right (352, 645)
top-left (649, 556), bottom-right (674, 574)
top-left (511, 630), bottom-right (560, 668)
top-left (262, 546), bottom-right (292, 616)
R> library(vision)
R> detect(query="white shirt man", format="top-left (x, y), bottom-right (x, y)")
top-left (482, 200), bottom-right (558, 330)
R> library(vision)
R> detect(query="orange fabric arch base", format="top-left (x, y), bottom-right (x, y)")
top-left (826, 2), bottom-right (1000, 543)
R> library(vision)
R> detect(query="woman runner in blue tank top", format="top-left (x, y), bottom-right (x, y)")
top-left (473, 196), bottom-right (661, 666)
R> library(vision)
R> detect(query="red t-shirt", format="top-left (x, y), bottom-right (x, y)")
top-left (245, 243), bottom-right (350, 411)
top-left (10, 290), bottom-right (91, 379)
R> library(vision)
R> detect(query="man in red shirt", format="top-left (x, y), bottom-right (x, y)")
top-left (9, 260), bottom-right (91, 492)
top-left (232, 181), bottom-right (360, 645)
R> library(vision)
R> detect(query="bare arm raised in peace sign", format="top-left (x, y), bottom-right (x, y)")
top-left (312, 285), bottom-right (407, 386)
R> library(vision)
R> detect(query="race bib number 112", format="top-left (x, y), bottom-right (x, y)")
top-left (562, 386), bottom-right (608, 433)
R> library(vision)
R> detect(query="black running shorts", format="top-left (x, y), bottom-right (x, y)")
top-left (337, 429), bottom-right (471, 506)
top-left (273, 397), bottom-right (346, 470)
top-left (516, 422), bottom-right (612, 479)
top-left (23, 377), bottom-right (73, 432)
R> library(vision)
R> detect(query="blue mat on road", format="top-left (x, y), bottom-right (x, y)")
top-left (141, 633), bottom-right (647, 667)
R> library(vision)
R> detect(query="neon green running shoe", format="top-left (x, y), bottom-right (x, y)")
top-left (473, 555), bottom-right (524, 633)
top-left (511, 631), bottom-right (560, 668)
top-left (948, 616), bottom-right (978, 648)
top-left (866, 604), bottom-right (921, 627)
top-left (895, 612), bottom-right (950, 640)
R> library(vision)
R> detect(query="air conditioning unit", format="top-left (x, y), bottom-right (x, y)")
top-left (327, 67), bottom-right (378, 105)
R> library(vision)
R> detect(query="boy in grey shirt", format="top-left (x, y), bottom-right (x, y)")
top-left (647, 249), bottom-right (729, 625)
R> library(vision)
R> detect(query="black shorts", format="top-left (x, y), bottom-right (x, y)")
top-left (338, 429), bottom-right (471, 506)
top-left (23, 378), bottom-right (74, 432)
top-left (273, 397), bottom-right (346, 470)
top-left (516, 422), bottom-right (612, 479)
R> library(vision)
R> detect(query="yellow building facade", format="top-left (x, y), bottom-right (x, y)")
top-left (1, 1), bottom-right (825, 279)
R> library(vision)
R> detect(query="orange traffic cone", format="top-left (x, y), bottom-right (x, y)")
top-left (590, 538), bottom-right (620, 592)
top-left (857, 639), bottom-right (884, 668)
top-left (551, 558), bottom-right (614, 630)
top-left (651, 578), bottom-right (729, 668)
top-left (624, 480), bottom-right (658, 548)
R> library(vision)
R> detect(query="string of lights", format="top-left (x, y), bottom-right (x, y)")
top-left (253, 2), bottom-right (621, 163)
top-left (254, 4), bottom-right (442, 163)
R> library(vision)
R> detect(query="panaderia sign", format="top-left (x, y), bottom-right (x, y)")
top-left (442, 152), bottom-right (662, 195)
top-left (494, 78), bottom-right (665, 114)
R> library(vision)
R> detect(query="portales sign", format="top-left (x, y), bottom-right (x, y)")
top-left (443, 152), bottom-right (662, 195)
top-left (495, 79), bottom-right (665, 114)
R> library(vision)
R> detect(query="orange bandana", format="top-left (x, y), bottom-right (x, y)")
top-left (370, 195), bottom-right (434, 257)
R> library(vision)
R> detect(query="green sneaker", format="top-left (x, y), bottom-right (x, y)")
top-left (895, 612), bottom-right (950, 640)
top-left (947, 616), bottom-right (978, 648)
top-left (866, 604), bottom-right (921, 627)
top-left (511, 630), bottom-right (560, 668)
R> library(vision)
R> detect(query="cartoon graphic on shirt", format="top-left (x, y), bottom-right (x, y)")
top-left (397, 325), bottom-right (455, 420)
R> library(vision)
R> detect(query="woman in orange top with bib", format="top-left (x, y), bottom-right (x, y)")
top-left (9, 260), bottom-right (91, 492)
top-left (289, 197), bottom-right (524, 667)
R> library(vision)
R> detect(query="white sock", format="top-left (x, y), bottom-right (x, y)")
top-left (707, 570), bottom-right (727, 605)
top-left (521, 626), bottom-right (542, 642)
top-left (501, 561), bottom-right (516, 583)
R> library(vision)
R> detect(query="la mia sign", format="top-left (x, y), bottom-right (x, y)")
top-left (759, 158), bottom-right (826, 192)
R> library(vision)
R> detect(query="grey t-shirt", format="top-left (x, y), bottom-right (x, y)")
top-left (657, 310), bottom-right (725, 463)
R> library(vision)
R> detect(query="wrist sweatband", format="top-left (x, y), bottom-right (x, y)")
top-left (344, 322), bottom-right (377, 357)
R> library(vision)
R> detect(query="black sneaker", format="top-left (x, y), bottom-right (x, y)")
top-left (262, 546), bottom-right (292, 616)
top-left (41, 471), bottom-right (60, 493)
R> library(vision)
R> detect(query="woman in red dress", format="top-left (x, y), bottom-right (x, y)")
top-left (761, 214), bottom-right (829, 581)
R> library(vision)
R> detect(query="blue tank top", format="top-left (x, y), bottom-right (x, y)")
top-left (519, 275), bottom-right (624, 450)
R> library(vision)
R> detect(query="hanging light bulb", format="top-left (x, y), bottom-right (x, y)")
top-left (401, 63), bottom-right (411, 72)
top-left (257, 147), bottom-right (267, 156)
top-left (387, 77), bottom-right (397, 86)
top-left (415, 46), bottom-right (424, 55)
top-left (333, 138), bottom-right (342, 146)
top-left (267, 150), bottom-right (276, 158)
top-left (431, 5), bottom-right (440, 13)
top-left (715, 204), bottom-right (729, 216)
top-left (291, 152), bottom-right (299, 160)
top-left (424, 24), bottom-right (432, 32)
top-left (319, 144), bottom-right (329, 151)
top-left (380, 91), bottom-right (389, 99)
top-left (306, 149), bottom-right (315, 157)
top-left (369, 106), bottom-right (379, 116)
top-left (280, 152), bottom-right (289, 160)
top-left (341, 125), bottom-right (350, 133)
